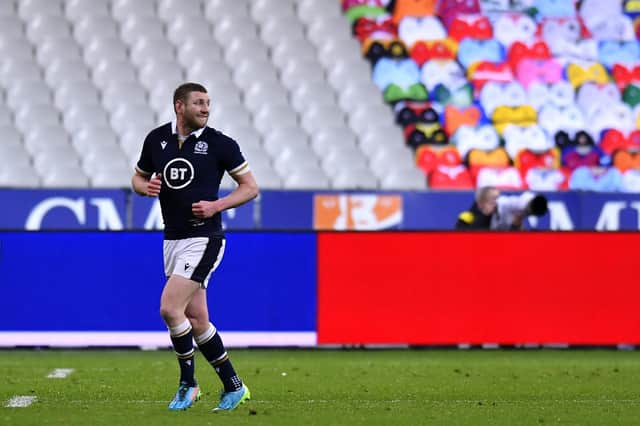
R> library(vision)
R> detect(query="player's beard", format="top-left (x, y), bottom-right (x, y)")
top-left (184, 111), bottom-right (208, 132)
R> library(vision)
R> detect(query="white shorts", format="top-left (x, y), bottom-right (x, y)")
top-left (163, 237), bottom-right (226, 289)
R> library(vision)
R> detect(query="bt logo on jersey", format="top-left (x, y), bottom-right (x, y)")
top-left (163, 158), bottom-right (194, 189)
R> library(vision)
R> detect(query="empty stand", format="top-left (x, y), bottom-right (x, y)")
top-left (7, 0), bottom-right (635, 192)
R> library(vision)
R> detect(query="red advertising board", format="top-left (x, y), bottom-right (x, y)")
top-left (317, 232), bottom-right (640, 345)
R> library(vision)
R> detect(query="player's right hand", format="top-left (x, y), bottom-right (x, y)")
top-left (146, 174), bottom-right (162, 197)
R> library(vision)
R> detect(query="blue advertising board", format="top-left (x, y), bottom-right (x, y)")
top-left (0, 231), bottom-right (317, 347)
top-left (2, 189), bottom-right (640, 231)
top-left (0, 189), bottom-right (128, 230)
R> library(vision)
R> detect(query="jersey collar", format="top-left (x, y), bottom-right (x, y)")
top-left (172, 121), bottom-right (206, 138)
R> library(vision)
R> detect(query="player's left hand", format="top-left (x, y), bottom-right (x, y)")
top-left (192, 201), bottom-right (220, 219)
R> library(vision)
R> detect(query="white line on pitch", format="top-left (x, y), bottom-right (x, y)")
top-left (47, 368), bottom-right (75, 378)
top-left (5, 396), bottom-right (37, 408)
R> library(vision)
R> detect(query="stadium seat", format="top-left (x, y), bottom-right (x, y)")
top-left (41, 165), bottom-right (90, 188)
top-left (318, 37), bottom-right (362, 68)
top-left (6, 80), bottom-right (52, 110)
top-left (120, 127), bottom-right (149, 161)
top-left (0, 105), bottom-right (13, 127)
top-left (291, 87), bottom-right (336, 116)
top-left (311, 126), bottom-right (359, 157)
top-left (0, 37), bottom-right (34, 62)
top-left (63, 104), bottom-right (110, 134)
top-left (290, 80), bottom-right (335, 110)
top-left (111, 103), bottom-right (156, 135)
top-left (33, 146), bottom-right (81, 176)
top-left (102, 81), bottom-right (148, 113)
top-left (168, 18), bottom-right (213, 46)
top-left (260, 15), bottom-right (306, 47)
top-left (81, 144), bottom-right (129, 173)
top-left (66, 0), bottom-right (111, 21)
top-left (233, 57), bottom-right (280, 88)
top-left (26, 14), bottom-right (72, 44)
top-left (253, 104), bottom-right (299, 135)
top-left (0, 164), bottom-right (41, 187)
top-left (274, 147), bottom-right (321, 176)
top-left (36, 37), bottom-right (83, 67)
top-left (23, 124), bottom-right (69, 153)
top-left (331, 167), bottom-right (379, 189)
top-left (74, 15), bottom-right (119, 45)
top-left (321, 145), bottom-right (371, 176)
top-left (369, 147), bottom-right (416, 179)
top-left (15, 105), bottom-right (61, 133)
top-left (251, 0), bottom-right (296, 21)
top-left (244, 81), bottom-right (290, 114)
top-left (138, 61), bottom-right (184, 91)
top-left (0, 145), bottom-right (31, 168)
top-left (223, 125), bottom-right (263, 152)
top-left (262, 126), bottom-right (309, 157)
top-left (72, 126), bottom-right (119, 156)
top-left (348, 104), bottom-right (395, 135)
top-left (338, 81), bottom-right (384, 112)
top-left (44, 58), bottom-right (92, 87)
top-left (327, 58), bottom-right (371, 91)
top-left (241, 146), bottom-right (272, 171)
top-left (205, 0), bottom-right (250, 22)
top-left (0, 1), bottom-right (16, 18)
top-left (213, 16), bottom-right (257, 45)
top-left (251, 163), bottom-right (284, 189)
top-left (0, 16), bottom-right (25, 39)
top-left (280, 59), bottom-right (327, 92)
top-left (112, 0), bottom-right (157, 22)
top-left (158, 0), bottom-right (204, 22)
top-left (54, 80), bottom-right (101, 110)
top-left (1, 58), bottom-right (42, 86)
top-left (300, 105), bottom-right (346, 134)
top-left (359, 125), bottom-right (405, 154)
top-left (271, 38), bottom-right (317, 69)
top-left (90, 165), bottom-right (135, 188)
top-left (18, 0), bottom-right (64, 19)
top-left (83, 38), bottom-right (129, 68)
top-left (224, 36), bottom-right (270, 67)
top-left (130, 37), bottom-right (177, 68)
top-left (380, 168), bottom-right (428, 190)
top-left (210, 104), bottom-right (253, 130)
top-left (283, 168), bottom-right (331, 189)
top-left (120, 15), bottom-right (165, 45)
top-left (184, 57), bottom-right (232, 85)
top-left (177, 38), bottom-right (223, 68)
top-left (297, 0), bottom-right (342, 25)
top-left (307, 15), bottom-right (353, 48)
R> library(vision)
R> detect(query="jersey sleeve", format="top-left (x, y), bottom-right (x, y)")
top-left (135, 133), bottom-right (154, 176)
top-left (222, 136), bottom-right (250, 176)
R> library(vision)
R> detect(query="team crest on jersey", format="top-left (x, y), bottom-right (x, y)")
top-left (163, 158), bottom-right (194, 189)
top-left (194, 141), bottom-right (208, 154)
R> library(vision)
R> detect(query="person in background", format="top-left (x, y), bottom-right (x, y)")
top-left (455, 186), bottom-right (548, 230)
top-left (455, 186), bottom-right (499, 229)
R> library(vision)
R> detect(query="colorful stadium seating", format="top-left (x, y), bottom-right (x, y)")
top-left (344, 0), bottom-right (640, 191)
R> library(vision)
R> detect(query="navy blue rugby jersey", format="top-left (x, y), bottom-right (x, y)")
top-left (136, 122), bottom-right (248, 239)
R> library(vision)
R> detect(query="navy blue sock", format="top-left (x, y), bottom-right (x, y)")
top-left (196, 328), bottom-right (242, 392)
top-left (169, 320), bottom-right (196, 387)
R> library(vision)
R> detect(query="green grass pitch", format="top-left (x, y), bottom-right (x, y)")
top-left (1, 349), bottom-right (640, 425)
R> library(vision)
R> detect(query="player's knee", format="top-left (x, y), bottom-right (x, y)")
top-left (187, 314), bottom-right (209, 334)
top-left (159, 303), bottom-right (181, 325)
